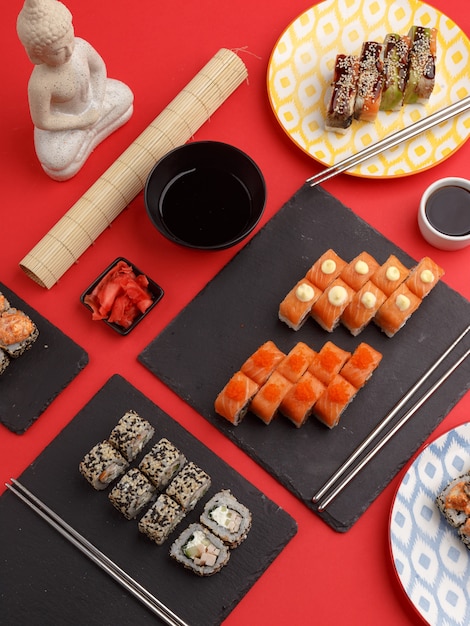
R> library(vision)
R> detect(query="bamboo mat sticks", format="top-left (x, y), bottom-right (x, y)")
top-left (20, 48), bottom-right (248, 289)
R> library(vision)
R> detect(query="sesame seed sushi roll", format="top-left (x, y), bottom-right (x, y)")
top-left (0, 349), bottom-right (10, 375)
top-left (279, 279), bottom-right (322, 331)
top-left (374, 283), bottom-right (422, 337)
top-left (200, 490), bottom-right (252, 548)
top-left (370, 254), bottom-right (410, 297)
top-left (403, 26), bottom-right (437, 105)
top-left (306, 249), bottom-right (347, 291)
top-left (310, 278), bottom-right (355, 332)
top-left (458, 520), bottom-right (470, 549)
top-left (340, 342), bottom-right (383, 389)
top-left (0, 308), bottom-right (39, 358)
top-left (170, 523), bottom-right (230, 576)
top-left (405, 256), bottom-right (444, 299)
top-left (308, 341), bottom-right (351, 385)
top-left (313, 374), bottom-right (357, 429)
top-left (108, 467), bottom-right (156, 519)
top-left (139, 438), bottom-right (187, 490)
top-left (0, 292), bottom-right (11, 312)
top-left (79, 440), bottom-right (129, 490)
top-left (108, 410), bottom-right (155, 461)
top-left (340, 252), bottom-right (380, 291)
top-left (341, 280), bottom-right (387, 336)
top-left (436, 473), bottom-right (470, 529)
top-left (353, 41), bottom-right (384, 122)
top-left (325, 54), bottom-right (360, 133)
top-left (166, 461), bottom-right (211, 512)
top-left (276, 341), bottom-right (317, 383)
top-left (279, 371), bottom-right (325, 428)
top-left (214, 371), bottom-right (260, 425)
top-left (240, 341), bottom-right (285, 386)
top-left (249, 370), bottom-right (293, 425)
top-left (138, 493), bottom-right (186, 545)
top-left (380, 33), bottom-right (411, 111)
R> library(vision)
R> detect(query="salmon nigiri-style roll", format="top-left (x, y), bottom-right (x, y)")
top-left (340, 342), bottom-right (383, 389)
top-left (311, 278), bottom-right (355, 332)
top-left (313, 374), bottom-right (357, 429)
top-left (370, 254), bottom-right (410, 297)
top-left (279, 279), bottom-right (322, 331)
top-left (305, 249), bottom-right (347, 291)
top-left (405, 256), bottom-right (444, 299)
top-left (249, 371), bottom-right (293, 425)
top-left (279, 372), bottom-right (325, 428)
top-left (308, 341), bottom-right (351, 385)
top-left (341, 280), bottom-right (387, 336)
top-left (374, 283), bottom-right (422, 337)
top-left (340, 251), bottom-right (380, 291)
top-left (276, 342), bottom-right (317, 383)
top-left (215, 371), bottom-right (260, 425)
top-left (240, 341), bottom-right (285, 386)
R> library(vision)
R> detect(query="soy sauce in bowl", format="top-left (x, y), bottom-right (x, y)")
top-left (425, 185), bottom-right (470, 236)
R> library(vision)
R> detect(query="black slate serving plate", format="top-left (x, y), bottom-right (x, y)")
top-left (139, 183), bottom-right (470, 532)
top-left (0, 375), bottom-right (297, 626)
top-left (0, 282), bottom-right (88, 433)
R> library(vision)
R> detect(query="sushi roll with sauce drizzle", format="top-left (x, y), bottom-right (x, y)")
top-left (0, 308), bottom-right (39, 358)
top-left (214, 371), bottom-right (259, 425)
top-left (200, 490), bottom-right (252, 548)
top-left (380, 33), bottom-right (411, 111)
top-left (341, 280), bottom-right (387, 336)
top-left (325, 54), bottom-right (360, 133)
top-left (108, 410), bottom-right (155, 462)
top-left (405, 256), bottom-right (444, 299)
top-left (139, 438), bottom-right (187, 490)
top-left (403, 26), bottom-right (437, 105)
top-left (340, 342), bottom-right (382, 389)
top-left (374, 283), bottom-right (422, 337)
top-left (370, 254), bottom-right (409, 296)
top-left (138, 493), bottom-right (186, 545)
top-left (170, 523), bottom-right (230, 576)
top-left (308, 341), bottom-right (351, 386)
top-left (240, 341), bottom-right (285, 386)
top-left (79, 440), bottom-right (129, 490)
top-left (279, 371), bottom-right (325, 428)
top-left (0, 292), bottom-right (11, 312)
top-left (310, 278), bottom-right (355, 332)
top-left (340, 252), bottom-right (380, 291)
top-left (276, 342), bottom-right (317, 383)
top-left (108, 467), bottom-right (156, 519)
top-left (313, 374), bottom-right (358, 429)
top-left (249, 370), bottom-right (293, 425)
top-left (436, 473), bottom-right (470, 531)
top-left (279, 279), bottom-right (322, 331)
top-left (166, 461), bottom-right (211, 512)
top-left (353, 41), bottom-right (384, 122)
top-left (306, 249), bottom-right (347, 291)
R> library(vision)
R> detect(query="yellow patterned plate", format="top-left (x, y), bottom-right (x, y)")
top-left (267, 0), bottom-right (470, 178)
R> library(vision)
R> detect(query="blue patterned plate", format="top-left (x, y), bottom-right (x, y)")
top-left (390, 422), bottom-right (470, 625)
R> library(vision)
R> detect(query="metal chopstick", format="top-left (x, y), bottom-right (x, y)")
top-left (316, 346), bottom-right (470, 511)
top-left (313, 325), bottom-right (470, 504)
top-left (306, 95), bottom-right (470, 187)
top-left (5, 479), bottom-right (189, 626)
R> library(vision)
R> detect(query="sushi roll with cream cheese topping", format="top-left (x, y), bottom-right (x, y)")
top-left (200, 490), bottom-right (252, 548)
top-left (170, 523), bottom-right (230, 576)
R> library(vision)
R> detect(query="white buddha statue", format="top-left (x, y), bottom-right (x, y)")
top-left (17, 0), bottom-right (134, 181)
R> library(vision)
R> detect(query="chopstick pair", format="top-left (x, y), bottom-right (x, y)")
top-left (313, 325), bottom-right (470, 511)
top-left (5, 479), bottom-right (189, 626)
top-left (306, 95), bottom-right (470, 186)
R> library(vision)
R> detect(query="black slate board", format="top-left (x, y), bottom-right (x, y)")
top-left (0, 282), bottom-right (89, 433)
top-left (0, 375), bottom-right (297, 626)
top-left (139, 183), bottom-right (470, 532)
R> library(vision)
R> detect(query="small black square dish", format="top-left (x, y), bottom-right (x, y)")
top-left (80, 257), bottom-right (164, 335)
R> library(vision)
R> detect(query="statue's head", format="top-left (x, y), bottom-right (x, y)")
top-left (17, 0), bottom-right (74, 64)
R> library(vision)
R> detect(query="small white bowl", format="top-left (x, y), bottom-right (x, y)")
top-left (418, 177), bottom-right (470, 250)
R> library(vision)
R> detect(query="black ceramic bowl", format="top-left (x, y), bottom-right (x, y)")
top-left (144, 141), bottom-right (266, 250)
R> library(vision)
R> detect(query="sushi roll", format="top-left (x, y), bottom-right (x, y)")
top-left (275, 342), bottom-right (317, 383)
top-left (200, 490), bottom-right (252, 548)
top-left (403, 26), bottom-right (437, 105)
top-left (340, 252), bottom-right (380, 291)
top-left (313, 374), bottom-right (358, 429)
top-left (138, 493), bottom-right (186, 545)
top-left (325, 54), bottom-right (360, 133)
top-left (214, 370), bottom-right (260, 425)
top-left (249, 370), bottom-right (293, 425)
top-left (108, 410), bottom-right (155, 461)
top-left (405, 256), bottom-right (444, 299)
top-left (0, 292), bottom-right (11, 312)
top-left (139, 438), bottom-right (187, 490)
top-left (79, 440), bottom-right (129, 490)
top-left (341, 280), bottom-right (387, 336)
top-left (380, 33), bottom-right (411, 111)
top-left (240, 341), bottom-right (285, 386)
top-left (169, 523), bottom-right (230, 576)
top-left (340, 342), bottom-right (383, 389)
top-left (370, 254), bottom-right (410, 296)
top-left (278, 279), bottom-right (322, 331)
top-left (166, 461), bottom-right (211, 511)
top-left (374, 283), bottom-right (422, 337)
top-left (310, 278), bottom-right (355, 332)
top-left (306, 249), bottom-right (347, 290)
top-left (436, 473), bottom-right (470, 529)
top-left (108, 467), bottom-right (156, 519)
top-left (353, 41), bottom-right (384, 122)
top-left (279, 371), bottom-right (325, 428)
top-left (0, 349), bottom-right (10, 375)
top-left (0, 308), bottom-right (39, 358)
top-left (308, 341), bottom-right (351, 386)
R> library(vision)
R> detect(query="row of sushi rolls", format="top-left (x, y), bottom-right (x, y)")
top-left (215, 249), bottom-right (444, 430)
top-left (79, 410), bottom-right (252, 576)
top-left (326, 25), bottom-right (437, 132)
top-left (0, 291), bottom-right (39, 375)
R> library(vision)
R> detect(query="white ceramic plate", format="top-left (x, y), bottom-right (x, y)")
top-left (390, 422), bottom-right (470, 626)
top-left (267, 0), bottom-right (470, 178)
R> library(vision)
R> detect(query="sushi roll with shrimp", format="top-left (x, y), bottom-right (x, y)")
top-left (240, 341), bottom-right (285, 386)
top-left (306, 249), bottom-right (347, 291)
top-left (353, 41), bottom-right (384, 122)
top-left (79, 440), bottom-right (129, 490)
top-left (310, 278), bottom-right (355, 332)
top-left (370, 254), bottom-right (410, 296)
top-left (308, 341), bottom-right (351, 386)
top-left (313, 374), bottom-right (358, 429)
top-left (108, 410), bottom-right (155, 462)
top-left (325, 54), bottom-right (360, 133)
top-left (436, 473), bottom-right (470, 529)
top-left (276, 342), bottom-right (317, 383)
top-left (214, 370), bottom-right (260, 425)
top-left (108, 467), bottom-right (156, 519)
top-left (340, 342), bottom-right (383, 389)
top-left (138, 493), bottom-right (186, 545)
top-left (249, 370), bottom-right (293, 425)
top-left (340, 252), bottom-right (380, 291)
top-left (374, 283), bottom-right (422, 337)
top-left (403, 26), bottom-right (437, 105)
top-left (279, 371), bottom-right (325, 428)
top-left (0, 308), bottom-right (39, 358)
top-left (200, 490), bottom-right (252, 548)
top-left (139, 438), bottom-right (187, 490)
top-left (166, 461), bottom-right (211, 512)
top-left (341, 280), bottom-right (387, 336)
top-left (279, 279), bottom-right (322, 331)
top-left (170, 523), bottom-right (230, 576)
top-left (405, 256), bottom-right (444, 299)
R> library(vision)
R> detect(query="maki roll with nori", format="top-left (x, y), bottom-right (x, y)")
top-left (108, 467), bottom-right (156, 519)
top-left (139, 438), bottom-right (187, 489)
top-left (200, 490), bottom-right (252, 548)
top-left (108, 410), bottom-right (155, 461)
top-left (169, 523), bottom-right (230, 576)
top-left (166, 461), bottom-right (211, 511)
top-left (0, 308), bottom-right (39, 358)
top-left (79, 441), bottom-right (129, 490)
top-left (138, 493), bottom-right (186, 545)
